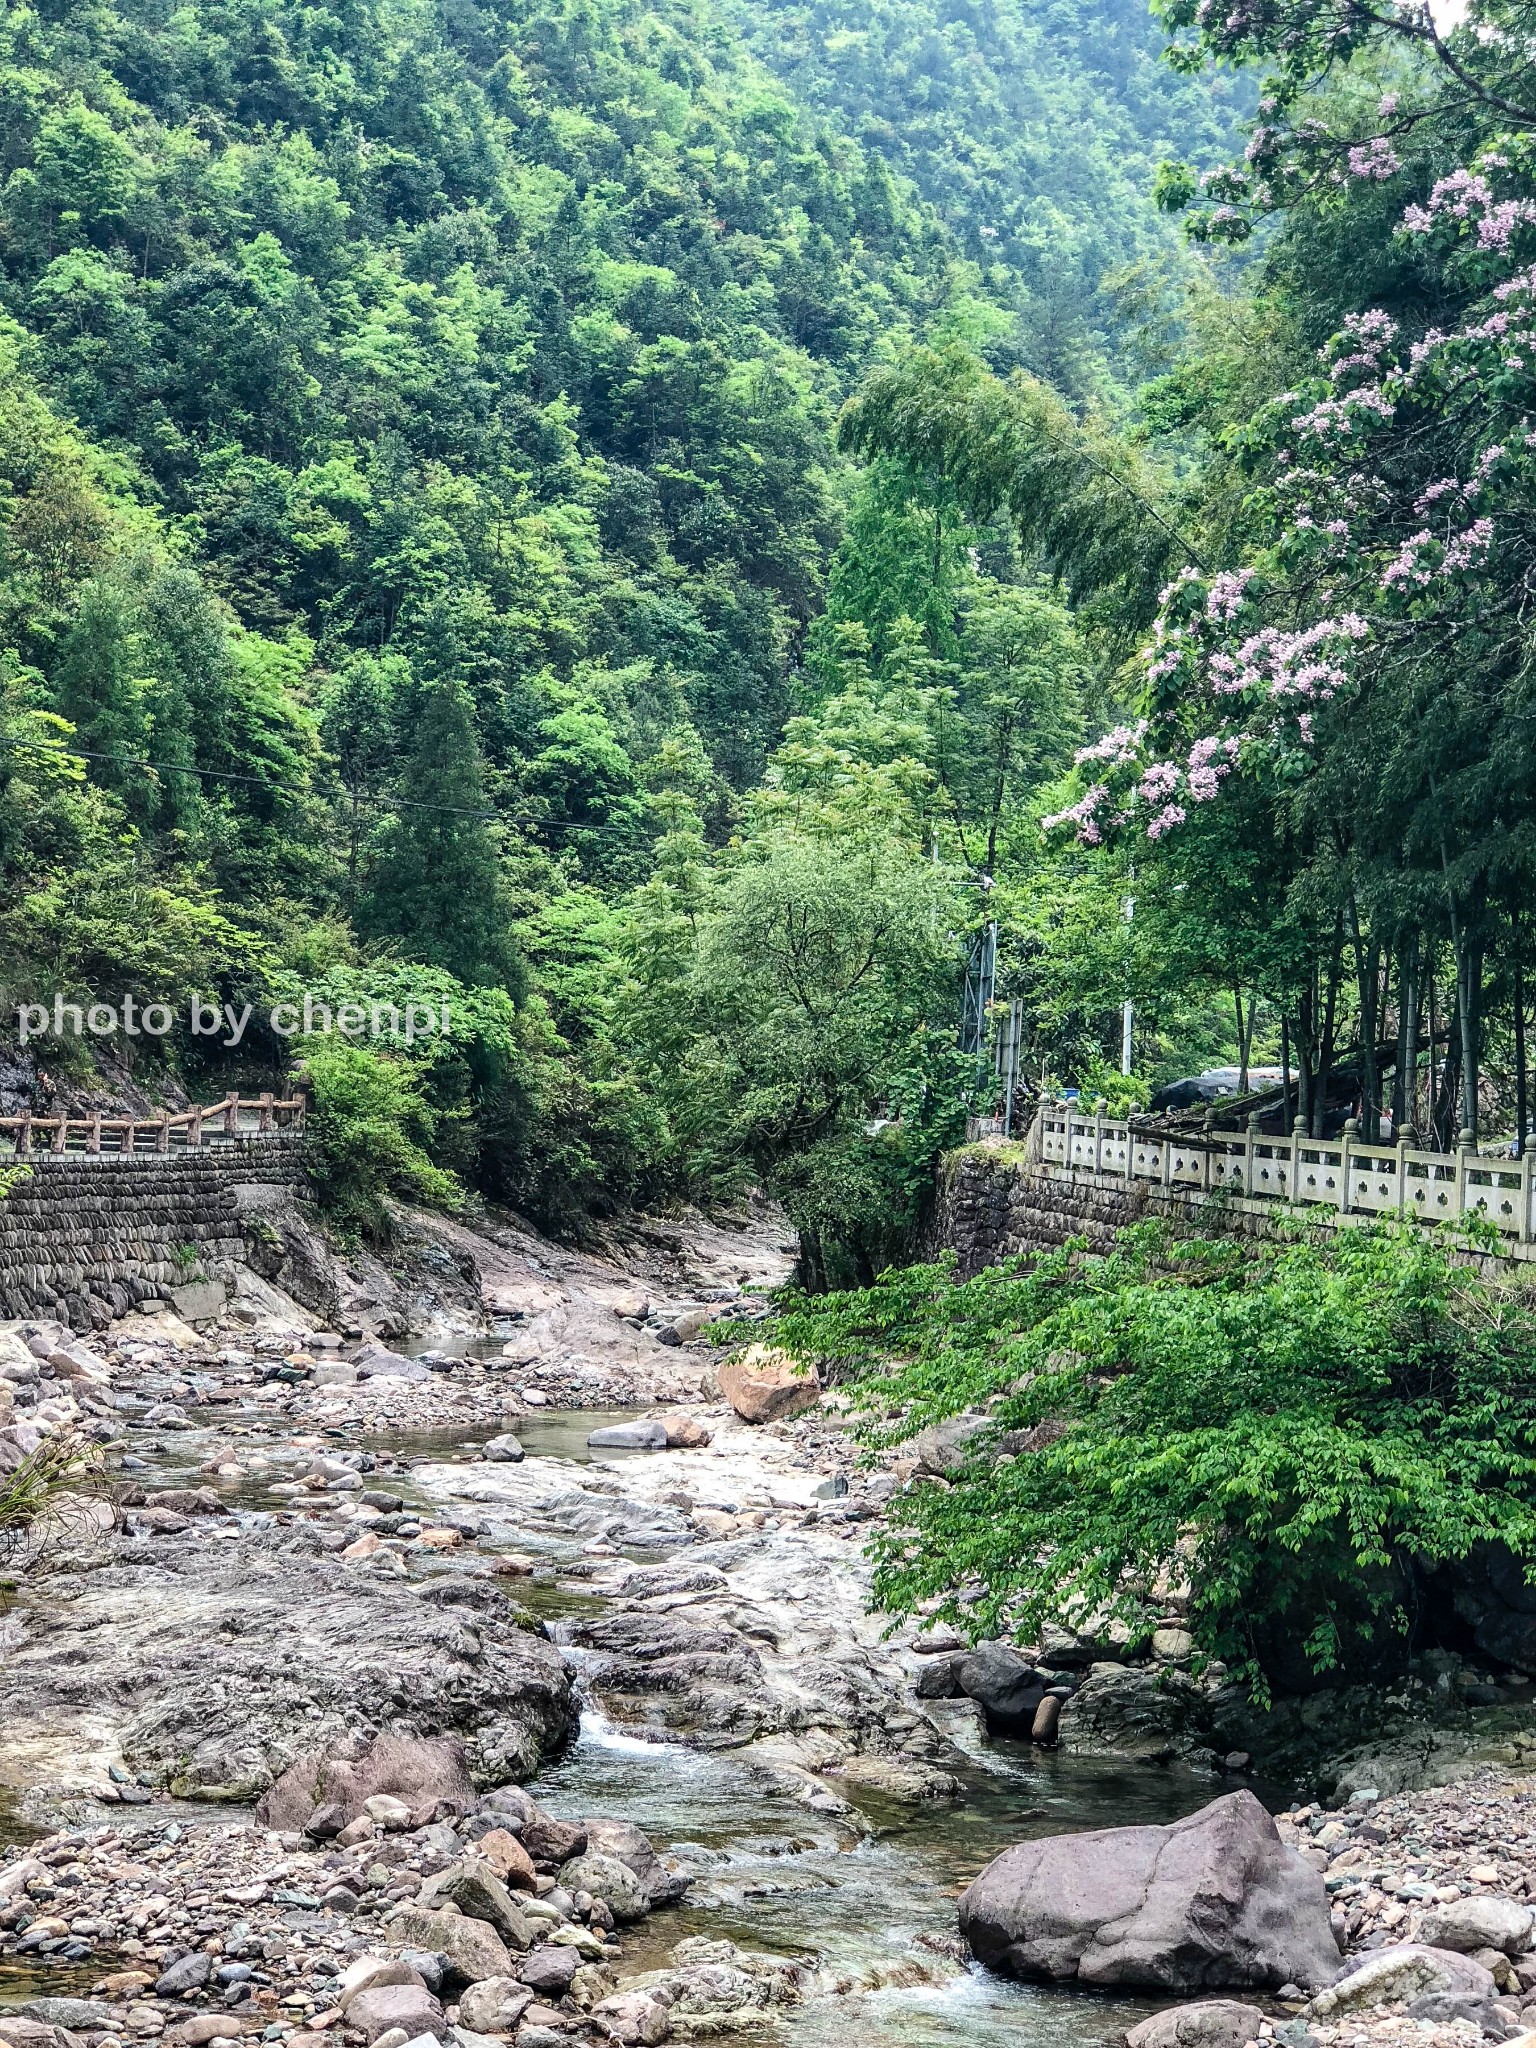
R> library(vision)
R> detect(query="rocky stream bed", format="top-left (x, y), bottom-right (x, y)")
top-left (6, 1203), bottom-right (1536, 2048)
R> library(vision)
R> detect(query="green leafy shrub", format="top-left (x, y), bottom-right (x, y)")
top-left (300, 1042), bottom-right (463, 1240)
top-left (769, 1223), bottom-right (1536, 1700)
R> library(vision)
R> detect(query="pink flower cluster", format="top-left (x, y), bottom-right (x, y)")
top-left (1206, 568), bottom-right (1257, 621)
top-left (1206, 614), bottom-right (1369, 701)
top-left (1290, 386), bottom-right (1395, 442)
top-left (1381, 519), bottom-right (1494, 590)
top-left (1074, 721), bottom-right (1147, 767)
top-left (1402, 169), bottom-right (1536, 252)
top-left (1041, 784), bottom-right (1110, 846)
top-left (1187, 733), bottom-right (1240, 801)
top-left (1328, 309), bottom-right (1397, 383)
top-left (1347, 138), bottom-right (1400, 182)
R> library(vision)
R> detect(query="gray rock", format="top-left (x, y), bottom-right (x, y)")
top-left (483, 1435), bottom-right (524, 1463)
top-left (9, 1528), bottom-right (576, 1808)
top-left (339, 1961), bottom-right (426, 2012)
top-left (154, 1952), bottom-right (212, 1996)
top-left (911, 1412), bottom-right (990, 1477)
top-left (357, 1349), bottom-right (431, 1382)
top-left (480, 1784), bottom-right (541, 1827)
top-left (1404, 1991), bottom-right (1523, 2038)
top-left (1124, 2002), bottom-right (1266, 2048)
top-left (1312, 1943), bottom-right (1496, 2017)
top-left (1418, 1895), bottom-right (1534, 1956)
top-left (581, 1817), bottom-right (690, 1907)
top-left (517, 1947), bottom-right (580, 1996)
top-left (558, 1850), bottom-right (650, 1922)
top-left (590, 1990), bottom-right (672, 2044)
top-left (259, 1732), bottom-right (477, 1835)
top-left (913, 1654), bottom-right (963, 1699)
top-left (959, 1790), bottom-right (1339, 1992)
top-left (1057, 1661), bottom-right (1196, 1760)
top-left (386, 1907), bottom-right (513, 1986)
top-left (956, 1641), bottom-right (1046, 1733)
top-left (341, 1985), bottom-right (446, 2045)
top-left (398, 1952), bottom-right (447, 1997)
top-left (17, 2002), bottom-right (114, 2031)
top-left (454, 1978), bottom-right (534, 2034)
top-left (169, 1279), bottom-right (227, 1322)
top-left (418, 1862), bottom-right (531, 1949)
top-left (587, 1421), bottom-right (669, 1450)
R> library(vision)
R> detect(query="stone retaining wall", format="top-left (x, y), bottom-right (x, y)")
top-left (0, 1136), bottom-right (313, 1326)
top-left (932, 1142), bottom-right (1302, 1275)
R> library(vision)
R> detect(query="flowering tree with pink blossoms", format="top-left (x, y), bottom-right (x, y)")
top-left (1041, 121), bottom-right (1536, 1138)
top-left (839, 0), bottom-right (1536, 1143)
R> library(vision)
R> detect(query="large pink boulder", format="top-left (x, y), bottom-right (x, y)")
top-left (959, 1791), bottom-right (1339, 1993)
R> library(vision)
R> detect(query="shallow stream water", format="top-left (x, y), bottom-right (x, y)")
top-left (95, 1400), bottom-right (1273, 2047)
top-left (531, 1715), bottom-right (1223, 2047)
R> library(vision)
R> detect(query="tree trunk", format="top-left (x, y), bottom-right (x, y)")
top-left (1297, 980), bottom-right (1316, 1136)
top-left (1314, 915), bottom-right (1345, 1136)
top-left (1395, 931), bottom-right (1418, 1136)
top-left (1516, 918), bottom-right (1528, 1156)
top-left (1234, 985), bottom-right (1255, 1093)
top-left (1458, 939), bottom-right (1482, 1141)
top-left (1348, 893), bottom-right (1381, 1139)
top-left (1280, 1013), bottom-right (1292, 1128)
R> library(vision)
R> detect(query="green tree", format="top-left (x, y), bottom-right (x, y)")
top-left (362, 678), bottom-right (522, 994)
top-left (771, 1222), bottom-right (1536, 1700)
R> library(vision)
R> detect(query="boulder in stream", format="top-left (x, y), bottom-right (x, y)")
top-left (582, 1816), bottom-right (692, 1906)
top-left (1308, 1941), bottom-right (1496, 2016)
top-left (257, 1732), bottom-right (475, 1834)
top-left (958, 1790), bottom-right (1340, 1992)
top-left (955, 1641), bottom-right (1046, 1733)
top-left (587, 1420), bottom-right (669, 1449)
top-left (559, 1848), bottom-right (651, 1921)
top-left (715, 1344), bottom-right (819, 1424)
top-left (1123, 2002), bottom-right (1266, 2048)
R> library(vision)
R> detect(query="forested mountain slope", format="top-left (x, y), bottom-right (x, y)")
top-left (739, 0), bottom-right (1253, 386)
top-left (0, 0), bottom-right (1236, 1272)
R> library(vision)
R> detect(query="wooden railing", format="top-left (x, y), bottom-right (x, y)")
top-left (0, 1091), bottom-right (307, 1157)
top-left (1033, 1104), bottom-right (1536, 1244)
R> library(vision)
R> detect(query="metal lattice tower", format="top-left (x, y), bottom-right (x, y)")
top-left (960, 919), bottom-right (997, 1056)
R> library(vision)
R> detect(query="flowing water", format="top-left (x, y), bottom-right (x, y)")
top-left (530, 1714), bottom-right (1224, 2046)
top-left (99, 1401), bottom-right (1278, 2046)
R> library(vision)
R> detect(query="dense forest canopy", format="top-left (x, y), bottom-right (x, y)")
top-left (8, 0), bottom-right (1536, 1275)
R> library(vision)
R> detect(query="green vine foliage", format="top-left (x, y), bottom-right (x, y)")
top-left (769, 1222), bottom-right (1536, 1700)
